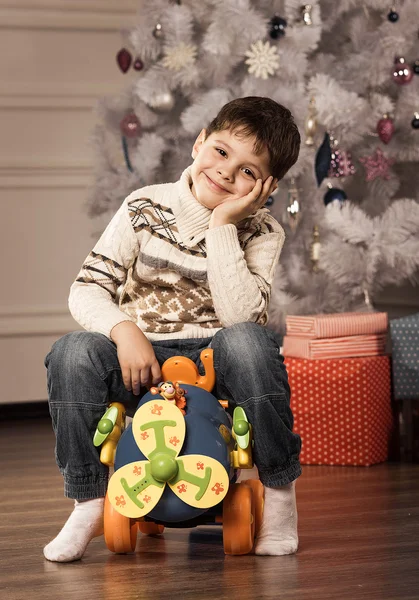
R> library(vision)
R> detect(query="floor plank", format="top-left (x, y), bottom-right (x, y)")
top-left (0, 418), bottom-right (418, 600)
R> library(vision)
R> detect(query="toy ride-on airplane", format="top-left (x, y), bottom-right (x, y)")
top-left (93, 349), bottom-right (264, 556)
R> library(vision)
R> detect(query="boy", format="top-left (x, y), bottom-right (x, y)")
top-left (44, 96), bottom-right (302, 562)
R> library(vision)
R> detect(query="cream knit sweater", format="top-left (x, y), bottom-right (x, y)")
top-left (69, 166), bottom-right (285, 341)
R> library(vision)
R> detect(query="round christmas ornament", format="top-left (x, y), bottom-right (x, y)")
top-left (323, 185), bottom-right (347, 206)
top-left (120, 113), bottom-right (141, 138)
top-left (133, 58), bottom-right (144, 71)
top-left (269, 15), bottom-right (287, 39)
top-left (392, 57), bottom-right (413, 85)
top-left (411, 113), bottom-right (419, 129)
top-left (149, 91), bottom-right (175, 112)
top-left (413, 60), bottom-right (419, 75)
top-left (302, 4), bottom-right (313, 26)
top-left (387, 9), bottom-right (399, 22)
top-left (116, 48), bottom-right (132, 73)
top-left (153, 23), bottom-right (164, 39)
top-left (377, 115), bottom-right (395, 144)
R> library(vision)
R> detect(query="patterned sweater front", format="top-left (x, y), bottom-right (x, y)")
top-left (69, 166), bottom-right (285, 341)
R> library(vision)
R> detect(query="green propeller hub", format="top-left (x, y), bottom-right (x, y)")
top-left (234, 419), bottom-right (249, 436)
top-left (150, 453), bottom-right (179, 482)
top-left (98, 418), bottom-right (114, 434)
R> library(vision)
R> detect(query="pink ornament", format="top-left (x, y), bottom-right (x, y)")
top-left (133, 58), bottom-right (144, 71)
top-left (392, 57), bottom-right (413, 85)
top-left (376, 116), bottom-right (394, 144)
top-left (116, 48), bottom-right (132, 73)
top-left (328, 148), bottom-right (355, 178)
top-left (120, 113), bottom-right (141, 138)
top-left (359, 148), bottom-right (395, 182)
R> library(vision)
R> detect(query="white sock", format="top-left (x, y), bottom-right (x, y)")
top-left (255, 481), bottom-right (298, 556)
top-left (43, 497), bottom-right (104, 563)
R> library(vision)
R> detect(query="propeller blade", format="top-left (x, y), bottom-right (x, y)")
top-left (93, 405), bottom-right (119, 447)
top-left (132, 401), bottom-right (186, 461)
top-left (233, 406), bottom-right (251, 450)
top-left (168, 454), bottom-right (229, 509)
top-left (107, 460), bottom-right (165, 518)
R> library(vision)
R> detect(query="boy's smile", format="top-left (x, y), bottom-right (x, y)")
top-left (190, 128), bottom-right (271, 210)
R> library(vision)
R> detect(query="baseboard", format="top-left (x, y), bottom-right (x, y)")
top-left (0, 401), bottom-right (50, 421)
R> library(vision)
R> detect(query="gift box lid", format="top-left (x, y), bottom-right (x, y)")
top-left (286, 311), bottom-right (388, 339)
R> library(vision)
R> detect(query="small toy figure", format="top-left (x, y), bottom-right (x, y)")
top-left (150, 380), bottom-right (187, 415)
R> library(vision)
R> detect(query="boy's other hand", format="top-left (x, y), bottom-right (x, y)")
top-left (110, 321), bottom-right (161, 395)
top-left (208, 176), bottom-right (277, 229)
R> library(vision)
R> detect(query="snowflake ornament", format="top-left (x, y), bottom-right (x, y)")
top-left (245, 40), bottom-right (280, 80)
top-left (162, 43), bottom-right (198, 71)
top-left (359, 147), bottom-right (395, 182)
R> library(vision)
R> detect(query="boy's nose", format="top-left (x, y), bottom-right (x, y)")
top-left (217, 168), bottom-right (233, 181)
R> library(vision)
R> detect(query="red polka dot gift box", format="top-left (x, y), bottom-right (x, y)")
top-left (285, 356), bottom-right (393, 466)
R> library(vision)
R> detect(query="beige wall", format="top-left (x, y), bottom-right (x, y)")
top-left (0, 0), bottom-right (138, 403)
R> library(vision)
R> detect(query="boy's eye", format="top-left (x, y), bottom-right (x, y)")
top-left (242, 168), bottom-right (255, 178)
top-left (216, 147), bottom-right (227, 157)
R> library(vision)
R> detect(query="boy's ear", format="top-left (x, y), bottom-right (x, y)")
top-left (191, 129), bottom-right (207, 159)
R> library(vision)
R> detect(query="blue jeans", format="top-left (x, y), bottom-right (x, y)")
top-left (45, 322), bottom-right (301, 499)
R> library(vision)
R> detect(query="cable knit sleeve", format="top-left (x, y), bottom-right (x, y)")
top-left (68, 198), bottom-right (140, 338)
top-left (205, 213), bottom-right (285, 327)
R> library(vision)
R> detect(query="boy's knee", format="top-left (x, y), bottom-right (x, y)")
top-left (212, 322), bottom-right (275, 371)
top-left (45, 331), bottom-right (109, 373)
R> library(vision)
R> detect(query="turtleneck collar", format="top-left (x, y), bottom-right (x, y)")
top-left (172, 165), bottom-right (212, 247)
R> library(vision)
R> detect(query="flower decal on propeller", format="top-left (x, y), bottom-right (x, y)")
top-left (107, 402), bottom-right (229, 518)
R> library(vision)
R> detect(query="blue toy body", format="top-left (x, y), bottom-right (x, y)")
top-left (115, 384), bottom-right (233, 523)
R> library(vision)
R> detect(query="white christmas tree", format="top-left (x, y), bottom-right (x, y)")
top-left (87, 0), bottom-right (419, 334)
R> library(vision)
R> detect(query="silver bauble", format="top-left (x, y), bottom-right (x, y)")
top-left (149, 91), bottom-right (175, 112)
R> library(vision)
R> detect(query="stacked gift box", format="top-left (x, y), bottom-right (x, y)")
top-left (283, 312), bottom-right (393, 466)
top-left (389, 313), bottom-right (419, 462)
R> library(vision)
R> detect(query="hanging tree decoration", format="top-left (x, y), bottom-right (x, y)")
top-left (310, 225), bottom-right (321, 272)
top-left (120, 113), bottom-right (142, 172)
top-left (268, 15), bottom-right (287, 39)
top-left (328, 135), bottom-right (355, 178)
top-left (377, 114), bottom-right (395, 144)
top-left (301, 4), bottom-right (313, 26)
top-left (304, 96), bottom-right (318, 147)
top-left (116, 48), bottom-right (132, 73)
top-left (323, 183), bottom-right (348, 206)
top-left (162, 43), bottom-right (198, 71)
top-left (315, 132), bottom-right (332, 186)
top-left (286, 178), bottom-right (302, 232)
top-left (153, 22), bottom-right (164, 39)
top-left (387, 8), bottom-right (399, 22)
top-left (392, 56), bottom-right (413, 85)
top-left (133, 57), bottom-right (144, 71)
top-left (244, 40), bottom-right (280, 80)
top-left (359, 147), bottom-right (395, 181)
top-left (411, 112), bottom-right (419, 129)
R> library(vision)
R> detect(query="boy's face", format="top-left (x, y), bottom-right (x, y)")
top-left (190, 128), bottom-right (271, 210)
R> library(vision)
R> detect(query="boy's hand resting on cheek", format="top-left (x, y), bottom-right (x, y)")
top-left (209, 175), bottom-right (277, 229)
top-left (110, 321), bottom-right (161, 395)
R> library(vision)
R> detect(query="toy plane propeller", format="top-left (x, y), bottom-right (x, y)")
top-left (108, 401), bottom-right (229, 518)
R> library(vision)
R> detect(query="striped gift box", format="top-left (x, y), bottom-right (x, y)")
top-left (286, 312), bottom-right (388, 339)
top-left (283, 333), bottom-right (387, 359)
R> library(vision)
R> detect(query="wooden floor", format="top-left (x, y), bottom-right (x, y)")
top-left (1, 418), bottom-right (419, 600)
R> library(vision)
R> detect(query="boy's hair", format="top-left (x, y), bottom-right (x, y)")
top-left (205, 96), bottom-right (300, 180)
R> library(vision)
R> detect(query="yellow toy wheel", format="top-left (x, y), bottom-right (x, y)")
top-left (223, 483), bottom-right (255, 555)
top-left (104, 493), bottom-right (138, 554)
top-left (241, 479), bottom-right (264, 538)
top-left (138, 521), bottom-right (165, 535)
